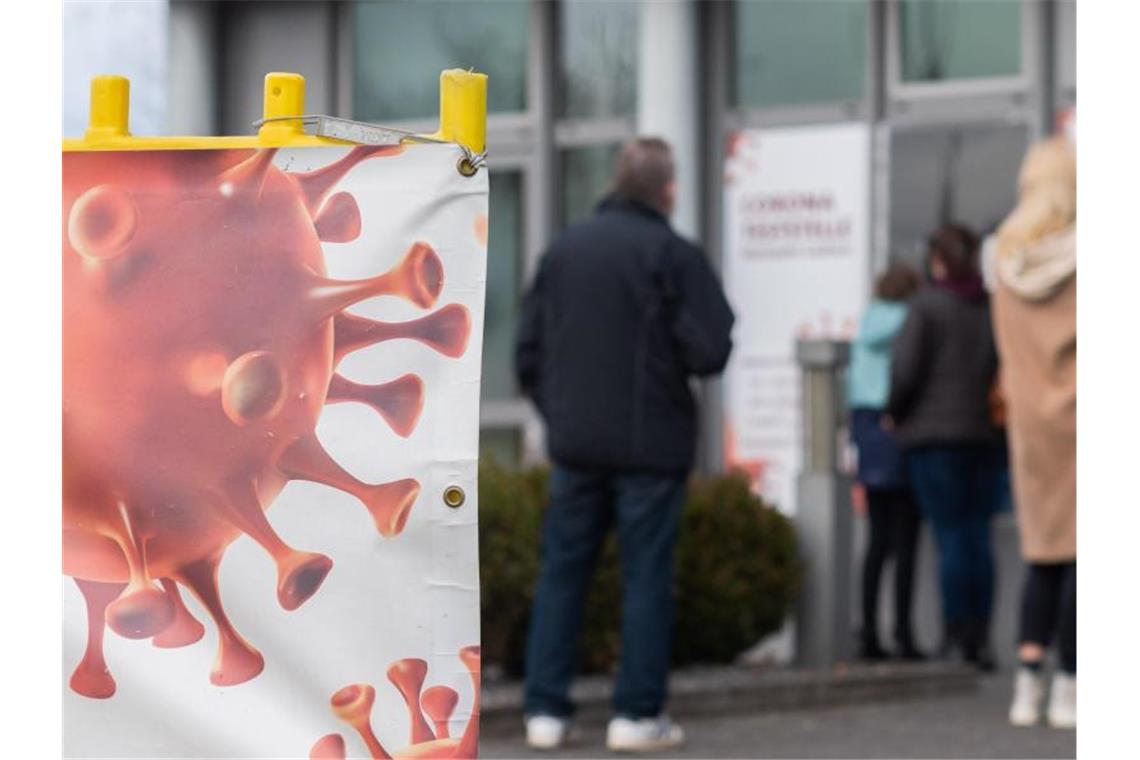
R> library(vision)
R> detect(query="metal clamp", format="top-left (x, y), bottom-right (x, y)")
top-left (251, 114), bottom-right (487, 177)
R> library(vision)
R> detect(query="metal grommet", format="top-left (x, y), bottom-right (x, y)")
top-left (457, 156), bottom-right (479, 177)
top-left (443, 485), bottom-right (466, 509)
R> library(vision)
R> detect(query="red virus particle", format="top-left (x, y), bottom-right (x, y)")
top-left (64, 146), bottom-right (472, 698)
top-left (311, 645), bottom-right (481, 760)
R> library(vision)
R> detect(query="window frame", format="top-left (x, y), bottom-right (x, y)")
top-left (550, 1), bottom-right (637, 229)
top-left (337, 0), bottom-right (533, 127)
top-left (886, 0), bottom-right (1040, 107)
top-left (726, 0), bottom-right (873, 124)
top-left (1053, 0), bottom-right (1076, 110)
top-left (481, 157), bottom-right (534, 427)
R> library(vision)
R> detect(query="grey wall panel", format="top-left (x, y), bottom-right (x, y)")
top-left (219, 1), bottom-right (335, 135)
top-left (169, 0), bottom-right (219, 135)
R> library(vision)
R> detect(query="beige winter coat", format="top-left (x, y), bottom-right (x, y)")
top-left (991, 136), bottom-right (1076, 562)
top-left (992, 227), bottom-right (1076, 562)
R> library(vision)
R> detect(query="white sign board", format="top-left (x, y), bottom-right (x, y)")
top-left (722, 123), bottom-right (870, 513)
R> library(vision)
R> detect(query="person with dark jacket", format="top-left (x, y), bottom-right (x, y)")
top-left (847, 262), bottom-right (924, 662)
top-left (886, 223), bottom-right (1002, 671)
top-left (515, 137), bottom-right (734, 753)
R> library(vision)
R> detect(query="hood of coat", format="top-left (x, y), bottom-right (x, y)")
top-left (856, 299), bottom-right (908, 349)
top-left (997, 225), bottom-right (1076, 302)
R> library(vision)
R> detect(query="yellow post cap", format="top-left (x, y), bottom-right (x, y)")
top-left (434, 69), bottom-right (488, 155)
top-left (258, 72), bottom-right (307, 141)
top-left (86, 75), bottom-right (131, 140)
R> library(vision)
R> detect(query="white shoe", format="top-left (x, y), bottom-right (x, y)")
top-left (526, 714), bottom-right (570, 750)
top-left (1009, 668), bottom-right (1046, 727)
top-left (1047, 672), bottom-right (1077, 729)
top-left (606, 715), bottom-right (685, 753)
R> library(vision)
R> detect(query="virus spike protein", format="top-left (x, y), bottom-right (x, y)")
top-left (151, 577), bottom-right (206, 649)
top-left (212, 478), bottom-right (334, 612)
top-left (333, 305), bottom-right (472, 364)
top-left (322, 646), bottom-right (481, 760)
top-left (307, 241), bottom-right (445, 318)
top-left (277, 434), bottom-right (421, 538)
top-left (331, 684), bottom-right (391, 760)
top-left (174, 556), bottom-right (265, 687)
top-left (310, 734), bottom-right (348, 760)
top-left (313, 192), bottom-right (363, 243)
top-left (71, 578), bottom-right (127, 699)
top-left (293, 145), bottom-right (404, 215)
top-left (64, 144), bottom-right (473, 696)
top-left (454, 646), bottom-right (481, 760)
top-left (387, 659), bottom-right (436, 745)
top-left (326, 373), bottom-right (425, 439)
top-left (103, 504), bottom-right (176, 641)
top-left (421, 687), bottom-right (459, 739)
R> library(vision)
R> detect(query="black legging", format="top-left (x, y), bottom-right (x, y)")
top-left (862, 488), bottom-right (921, 645)
top-left (1019, 561), bottom-right (1076, 674)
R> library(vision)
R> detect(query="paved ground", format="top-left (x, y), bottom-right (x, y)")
top-left (480, 673), bottom-right (1075, 759)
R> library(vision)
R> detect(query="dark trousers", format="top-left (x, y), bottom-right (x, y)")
top-left (861, 488), bottom-right (921, 646)
top-left (1020, 561), bottom-right (1077, 674)
top-left (524, 465), bottom-right (686, 719)
top-left (908, 445), bottom-right (1001, 629)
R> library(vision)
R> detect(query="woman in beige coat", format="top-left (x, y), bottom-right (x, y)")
top-left (990, 136), bottom-right (1076, 730)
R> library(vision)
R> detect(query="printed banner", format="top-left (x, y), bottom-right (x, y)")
top-left (722, 123), bottom-right (870, 513)
top-left (63, 144), bottom-right (487, 758)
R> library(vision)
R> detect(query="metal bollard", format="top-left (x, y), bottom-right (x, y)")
top-left (794, 339), bottom-right (853, 669)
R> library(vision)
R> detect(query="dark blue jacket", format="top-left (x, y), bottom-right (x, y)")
top-left (515, 198), bottom-right (735, 473)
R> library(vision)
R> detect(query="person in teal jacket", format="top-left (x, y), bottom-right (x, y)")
top-left (847, 262), bottom-right (924, 661)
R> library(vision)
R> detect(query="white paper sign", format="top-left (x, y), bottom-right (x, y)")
top-left (722, 124), bottom-right (870, 514)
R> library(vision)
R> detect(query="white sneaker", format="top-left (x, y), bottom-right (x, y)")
top-left (606, 715), bottom-right (685, 753)
top-left (526, 714), bottom-right (570, 750)
top-left (1047, 672), bottom-right (1077, 730)
top-left (1009, 668), bottom-right (1046, 727)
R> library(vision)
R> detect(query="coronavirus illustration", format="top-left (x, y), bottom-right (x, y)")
top-left (63, 145), bottom-right (472, 699)
top-left (310, 645), bottom-right (481, 760)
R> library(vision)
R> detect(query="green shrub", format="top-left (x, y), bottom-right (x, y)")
top-left (673, 473), bottom-right (801, 664)
top-left (477, 462), bottom-right (801, 676)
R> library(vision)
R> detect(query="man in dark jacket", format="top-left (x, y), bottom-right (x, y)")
top-left (515, 137), bottom-right (734, 752)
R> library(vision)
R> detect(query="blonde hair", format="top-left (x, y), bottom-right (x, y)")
top-left (996, 136), bottom-right (1076, 258)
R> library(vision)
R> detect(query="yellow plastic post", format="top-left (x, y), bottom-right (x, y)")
top-left (66, 69), bottom-right (487, 154)
top-left (433, 69), bottom-right (488, 155)
top-left (85, 75), bottom-right (131, 141)
top-left (258, 72), bottom-right (307, 143)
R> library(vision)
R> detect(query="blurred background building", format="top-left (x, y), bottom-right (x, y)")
top-left (64, 0), bottom-right (1076, 667)
top-left (64, 0), bottom-right (1076, 472)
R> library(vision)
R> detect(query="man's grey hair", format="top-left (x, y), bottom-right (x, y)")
top-left (611, 137), bottom-right (675, 212)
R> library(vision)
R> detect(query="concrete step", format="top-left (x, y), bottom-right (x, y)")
top-left (481, 662), bottom-right (980, 735)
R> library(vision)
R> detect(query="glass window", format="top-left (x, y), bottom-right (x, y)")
top-left (899, 0), bottom-right (1022, 83)
top-left (480, 427), bottom-right (522, 468)
top-left (889, 123), bottom-right (1028, 268)
top-left (482, 172), bottom-right (524, 402)
top-left (733, 0), bottom-right (867, 109)
top-left (560, 145), bottom-right (618, 225)
top-left (558, 0), bottom-right (638, 119)
top-left (353, 0), bottom-right (529, 121)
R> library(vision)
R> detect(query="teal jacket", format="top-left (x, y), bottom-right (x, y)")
top-left (846, 299), bottom-right (909, 410)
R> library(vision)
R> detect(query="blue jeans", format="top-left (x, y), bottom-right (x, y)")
top-left (524, 465), bottom-right (686, 719)
top-left (908, 445), bottom-right (1002, 628)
